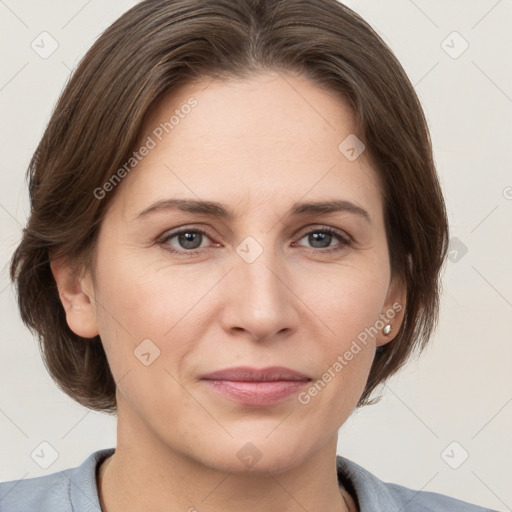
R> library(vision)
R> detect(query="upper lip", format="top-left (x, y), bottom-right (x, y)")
top-left (201, 366), bottom-right (311, 382)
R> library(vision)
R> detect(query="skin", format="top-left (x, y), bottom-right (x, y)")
top-left (51, 71), bottom-right (406, 512)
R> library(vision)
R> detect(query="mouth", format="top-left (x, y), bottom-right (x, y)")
top-left (200, 366), bottom-right (312, 406)
top-left (201, 366), bottom-right (311, 382)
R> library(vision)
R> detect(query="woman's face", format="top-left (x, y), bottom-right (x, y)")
top-left (69, 71), bottom-right (405, 473)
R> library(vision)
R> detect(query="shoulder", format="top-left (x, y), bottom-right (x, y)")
top-left (0, 448), bottom-right (115, 512)
top-left (384, 481), bottom-right (498, 512)
top-left (336, 455), bottom-right (499, 512)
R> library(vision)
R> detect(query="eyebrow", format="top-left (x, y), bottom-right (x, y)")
top-left (135, 198), bottom-right (372, 224)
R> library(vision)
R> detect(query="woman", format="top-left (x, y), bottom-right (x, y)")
top-left (0, 0), bottom-right (499, 511)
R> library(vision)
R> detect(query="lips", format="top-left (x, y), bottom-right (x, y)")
top-left (200, 366), bottom-right (311, 406)
top-left (200, 366), bottom-right (311, 382)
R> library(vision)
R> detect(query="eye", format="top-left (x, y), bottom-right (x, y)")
top-left (159, 228), bottom-right (215, 255)
top-left (294, 227), bottom-right (351, 252)
top-left (158, 225), bottom-right (352, 256)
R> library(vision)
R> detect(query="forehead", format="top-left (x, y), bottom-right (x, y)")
top-left (113, 71), bottom-right (384, 221)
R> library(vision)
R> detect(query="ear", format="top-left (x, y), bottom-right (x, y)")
top-left (50, 257), bottom-right (99, 339)
top-left (375, 274), bottom-right (407, 347)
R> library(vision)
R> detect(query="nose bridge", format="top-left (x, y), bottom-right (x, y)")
top-left (222, 235), bottom-right (298, 339)
top-left (237, 239), bottom-right (286, 311)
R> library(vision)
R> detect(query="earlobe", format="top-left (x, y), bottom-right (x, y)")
top-left (376, 276), bottom-right (407, 347)
top-left (50, 258), bottom-right (99, 339)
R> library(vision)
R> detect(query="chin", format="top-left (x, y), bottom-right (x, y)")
top-left (190, 434), bottom-right (314, 476)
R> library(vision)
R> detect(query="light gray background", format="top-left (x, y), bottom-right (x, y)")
top-left (0, 1), bottom-right (511, 510)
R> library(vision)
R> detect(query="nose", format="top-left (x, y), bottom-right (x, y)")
top-left (219, 245), bottom-right (300, 343)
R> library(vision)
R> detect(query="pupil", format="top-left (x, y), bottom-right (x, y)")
top-left (310, 232), bottom-right (331, 248)
top-left (180, 232), bottom-right (201, 249)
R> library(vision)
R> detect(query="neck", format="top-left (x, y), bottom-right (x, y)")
top-left (97, 403), bottom-right (357, 512)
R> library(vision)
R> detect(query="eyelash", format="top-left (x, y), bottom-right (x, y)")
top-left (157, 225), bottom-right (353, 257)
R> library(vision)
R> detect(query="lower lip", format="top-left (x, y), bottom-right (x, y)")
top-left (202, 379), bottom-right (310, 406)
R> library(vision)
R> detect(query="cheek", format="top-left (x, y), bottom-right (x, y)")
top-left (293, 268), bottom-right (384, 424)
top-left (290, 261), bottom-right (388, 407)
top-left (93, 244), bottom-right (176, 330)
top-left (91, 248), bottom-right (216, 370)
top-left (91, 254), bottom-right (199, 413)
top-left (294, 260), bottom-right (390, 346)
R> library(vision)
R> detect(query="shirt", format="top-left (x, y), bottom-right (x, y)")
top-left (0, 447), bottom-right (499, 511)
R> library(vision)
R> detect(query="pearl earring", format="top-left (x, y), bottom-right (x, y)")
top-left (383, 324), bottom-right (392, 335)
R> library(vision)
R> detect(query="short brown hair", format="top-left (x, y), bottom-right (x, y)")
top-left (10, 0), bottom-right (449, 413)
